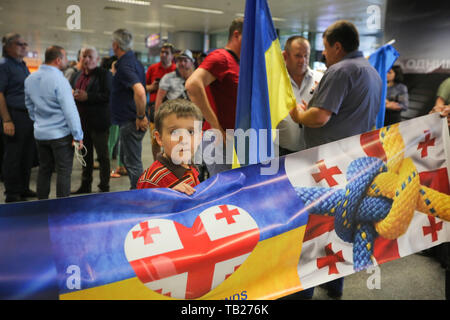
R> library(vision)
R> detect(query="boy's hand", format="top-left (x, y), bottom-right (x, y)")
top-left (173, 183), bottom-right (196, 196)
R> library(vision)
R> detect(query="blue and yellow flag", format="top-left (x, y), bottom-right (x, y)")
top-left (233, 0), bottom-right (296, 168)
top-left (368, 44), bottom-right (400, 129)
top-left (0, 162), bottom-right (309, 300)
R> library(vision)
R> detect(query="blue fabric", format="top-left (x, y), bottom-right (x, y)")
top-left (0, 157), bottom-right (308, 297)
top-left (0, 56), bottom-right (29, 109)
top-left (368, 44), bottom-right (400, 129)
top-left (0, 207), bottom-right (59, 299)
top-left (24, 64), bottom-right (83, 141)
top-left (110, 51), bottom-right (146, 125)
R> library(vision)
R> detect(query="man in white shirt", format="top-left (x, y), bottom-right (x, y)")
top-left (276, 36), bottom-right (323, 156)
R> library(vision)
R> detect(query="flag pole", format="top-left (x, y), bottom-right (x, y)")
top-left (385, 39), bottom-right (396, 46)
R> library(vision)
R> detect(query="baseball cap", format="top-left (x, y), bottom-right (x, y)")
top-left (176, 49), bottom-right (194, 62)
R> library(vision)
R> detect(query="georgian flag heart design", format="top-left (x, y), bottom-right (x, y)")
top-left (124, 205), bottom-right (260, 299)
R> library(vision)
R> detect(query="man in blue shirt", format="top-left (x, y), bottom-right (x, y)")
top-left (0, 33), bottom-right (37, 203)
top-left (289, 20), bottom-right (382, 299)
top-left (110, 29), bottom-right (148, 189)
top-left (24, 46), bottom-right (84, 199)
top-left (290, 20), bottom-right (382, 150)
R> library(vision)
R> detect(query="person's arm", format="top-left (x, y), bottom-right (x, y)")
top-left (0, 92), bottom-right (14, 136)
top-left (289, 99), bottom-right (332, 128)
top-left (385, 100), bottom-right (402, 111)
top-left (290, 69), bottom-right (347, 128)
top-left (85, 70), bottom-right (112, 105)
top-left (146, 80), bottom-right (159, 93)
top-left (185, 68), bottom-right (222, 135)
top-left (24, 82), bottom-right (36, 122)
top-left (430, 97), bottom-right (450, 127)
top-left (133, 82), bottom-right (148, 131)
top-left (145, 67), bottom-right (159, 93)
top-left (386, 84), bottom-right (409, 111)
top-left (434, 96), bottom-right (446, 109)
top-left (56, 78), bottom-right (84, 143)
top-left (155, 88), bottom-right (167, 111)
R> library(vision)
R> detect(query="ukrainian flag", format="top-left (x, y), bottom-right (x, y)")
top-left (368, 44), bottom-right (400, 129)
top-left (233, 0), bottom-right (296, 168)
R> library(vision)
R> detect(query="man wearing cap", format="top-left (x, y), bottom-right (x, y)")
top-left (154, 49), bottom-right (195, 110)
top-left (151, 49), bottom-right (195, 158)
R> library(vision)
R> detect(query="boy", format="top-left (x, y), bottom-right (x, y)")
top-left (137, 99), bottom-right (203, 195)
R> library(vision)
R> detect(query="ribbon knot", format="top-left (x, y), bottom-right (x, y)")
top-left (296, 157), bottom-right (391, 271)
top-left (295, 124), bottom-right (450, 272)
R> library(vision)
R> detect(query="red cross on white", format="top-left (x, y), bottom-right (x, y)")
top-left (417, 130), bottom-right (435, 158)
top-left (316, 243), bottom-right (345, 275)
top-left (124, 205), bottom-right (259, 299)
top-left (132, 222), bottom-right (161, 245)
top-left (422, 216), bottom-right (443, 242)
top-left (312, 160), bottom-right (342, 187)
top-left (215, 205), bottom-right (240, 224)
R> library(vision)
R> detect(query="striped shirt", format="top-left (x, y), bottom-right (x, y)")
top-left (137, 154), bottom-right (200, 190)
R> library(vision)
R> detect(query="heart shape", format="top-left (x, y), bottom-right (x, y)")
top-left (124, 204), bottom-right (260, 299)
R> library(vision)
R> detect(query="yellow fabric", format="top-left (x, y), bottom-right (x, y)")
top-left (60, 226), bottom-right (305, 300)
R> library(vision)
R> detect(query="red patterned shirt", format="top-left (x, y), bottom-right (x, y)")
top-left (137, 154), bottom-right (200, 190)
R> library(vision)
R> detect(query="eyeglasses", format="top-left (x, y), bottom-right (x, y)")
top-left (15, 42), bottom-right (28, 47)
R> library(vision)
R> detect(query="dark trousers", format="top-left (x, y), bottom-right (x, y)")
top-left (79, 128), bottom-right (110, 191)
top-left (297, 278), bottom-right (344, 299)
top-left (36, 135), bottom-right (74, 199)
top-left (1, 109), bottom-right (36, 199)
top-left (119, 121), bottom-right (146, 189)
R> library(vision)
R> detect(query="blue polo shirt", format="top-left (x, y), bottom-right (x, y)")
top-left (110, 50), bottom-right (146, 125)
top-left (302, 50), bottom-right (382, 149)
top-left (0, 55), bottom-right (30, 110)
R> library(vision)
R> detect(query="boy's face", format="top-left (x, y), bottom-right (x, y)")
top-left (155, 114), bottom-right (202, 165)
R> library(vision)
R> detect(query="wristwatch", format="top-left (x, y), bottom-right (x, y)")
top-left (136, 114), bottom-right (145, 120)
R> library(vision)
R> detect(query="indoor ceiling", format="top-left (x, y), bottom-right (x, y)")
top-left (0, 0), bottom-right (386, 59)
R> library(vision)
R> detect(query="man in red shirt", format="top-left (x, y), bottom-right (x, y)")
top-left (146, 43), bottom-right (176, 159)
top-left (185, 17), bottom-right (243, 177)
top-left (146, 43), bottom-right (176, 108)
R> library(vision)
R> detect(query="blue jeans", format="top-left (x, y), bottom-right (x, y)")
top-left (36, 135), bottom-right (74, 199)
top-left (119, 121), bottom-right (146, 189)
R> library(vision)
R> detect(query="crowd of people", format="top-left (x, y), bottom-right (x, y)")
top-left (1, 17), bottom-right (450, 199)
top-left (0, 18), bottom-right (449, 298)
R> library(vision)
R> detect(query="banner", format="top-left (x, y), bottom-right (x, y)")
top-left (0, 114), bottom-right (449, 300)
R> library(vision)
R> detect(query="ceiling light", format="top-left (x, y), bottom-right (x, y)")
top-left (236, 12), bottom-right (286, 22)
top-left (163, 4), bottom-right (223, 15)
top-left (108, 0), bottom-right (150, 6)
top-left (125, 20), bottom-right (175, 29)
